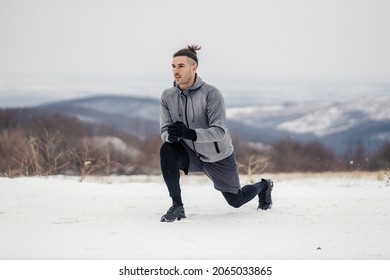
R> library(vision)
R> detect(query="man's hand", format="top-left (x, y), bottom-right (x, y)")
top-left (167, 135), bottom-right (179, 143)
top-left (168, 121), bottom-right (197, 141)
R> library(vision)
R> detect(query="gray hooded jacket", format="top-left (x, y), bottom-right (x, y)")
top-left (160, 75), bottom-right (234, 162)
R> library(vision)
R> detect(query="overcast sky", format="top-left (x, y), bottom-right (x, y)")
top-left (1, 0), bottom-right (390, 88)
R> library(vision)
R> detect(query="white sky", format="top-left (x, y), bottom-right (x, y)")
top-left (0, 0), bottom-right (390, 85)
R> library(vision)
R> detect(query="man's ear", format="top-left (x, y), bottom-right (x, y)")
top-left (192, 63), bottom-right (198, 72)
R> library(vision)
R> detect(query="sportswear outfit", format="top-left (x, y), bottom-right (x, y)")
top-left (159, 75), bottom-right (273, 222)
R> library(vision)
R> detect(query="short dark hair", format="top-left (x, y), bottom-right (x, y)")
top-left (173, 45), bottom-right (201, 64)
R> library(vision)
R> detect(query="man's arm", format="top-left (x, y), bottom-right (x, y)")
top-left (194, 88), bottom-right (227, 143)
top-left (160, 96), bottom-right (175, 143)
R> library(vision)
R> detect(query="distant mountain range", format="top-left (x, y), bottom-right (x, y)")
top-left (39, 95), bottom-right (159, 138)
top-left (32, 94), bottom-right (390, 155)
top-left (227, 95), bottom-right (390, 154)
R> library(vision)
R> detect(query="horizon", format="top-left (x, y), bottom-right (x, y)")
top-left (1, 75), bottom-right (390, 108)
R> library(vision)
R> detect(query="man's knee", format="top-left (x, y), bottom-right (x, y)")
top-left (223, 192), bottom-right (243, 208)
top-left (160, 142), bottom-right (176, 159)
top-left (227, 199), bottom-right (242, 208)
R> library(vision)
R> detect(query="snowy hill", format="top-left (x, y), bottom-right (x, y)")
top-left (227, 95), bottom-right (390, 154)
top-left (277, 95), bottom-right (390, 153)
top-left (39, 95), bottom-right (161, 138)
top-left (277, 95), bottom-right (390, 136)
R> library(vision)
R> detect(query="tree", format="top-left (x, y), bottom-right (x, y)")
top-left (238, 154), bottom-right (269, 183)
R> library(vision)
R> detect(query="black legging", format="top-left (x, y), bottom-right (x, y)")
top-left (160, 142), bottom-right (189, 198)
top-left (160, 142), bottom-right (264, 208)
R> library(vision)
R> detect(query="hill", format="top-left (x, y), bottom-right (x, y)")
top-left (36, 94), bottom-right (390, 155)
top-left (229, 95), bottom-right (390, 153)
top-left (39, 95), bottom-right (160, 138)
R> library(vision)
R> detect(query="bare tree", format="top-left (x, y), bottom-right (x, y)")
top-left (2, 128), bottom-right (72, 177)
top-left (73, 138), bottom-right (108, 182)
top-left (238, 154), bottom-right (269, 183)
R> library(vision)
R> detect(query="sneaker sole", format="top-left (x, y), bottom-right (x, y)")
top-left (161, 216), bottom-right (186, 222)
top-left (258, 179), bottom-right (273, 210)
top-left (160, 213), bottom-right (186, 222)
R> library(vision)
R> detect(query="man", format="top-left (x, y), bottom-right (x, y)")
top-left (159, 45), bottom-right (273, 222)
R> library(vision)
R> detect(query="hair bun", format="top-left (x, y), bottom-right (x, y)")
top-left (187, 45), bottom-right (201, 55)
top-left (173, 45), bottom-right (201, 64)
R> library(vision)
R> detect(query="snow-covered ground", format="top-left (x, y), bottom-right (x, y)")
top-left (0, 173), bottom-right (389, 260)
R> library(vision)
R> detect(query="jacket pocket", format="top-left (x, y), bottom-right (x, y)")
top-left (214, 142), bottom-right (221, 154)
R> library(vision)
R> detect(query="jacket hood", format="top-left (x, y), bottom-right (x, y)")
top-left (175, 75), bottom-right (205, 119)
top-left (173, 74), bottom-right (205, 94)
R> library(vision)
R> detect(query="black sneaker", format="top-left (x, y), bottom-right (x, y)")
top-left (258, 178), bottom-right (273, 210)
top-left (160, 203), bottom-right (186, 222)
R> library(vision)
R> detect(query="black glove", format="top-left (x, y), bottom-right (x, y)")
top-left (167, 134), bottom-right (179, 143)
top-left (168, 121), bottom-right (197, 141)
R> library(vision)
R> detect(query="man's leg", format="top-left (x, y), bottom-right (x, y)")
top-left (221, 181), bottom-right (267, 208)
top-left (159, 142), bottom-right (190, 206)
top-left (222, 179), bottom-right (274, 209)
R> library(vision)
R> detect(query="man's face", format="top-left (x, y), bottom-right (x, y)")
top-left (172, 56), bottom-right (197, 90)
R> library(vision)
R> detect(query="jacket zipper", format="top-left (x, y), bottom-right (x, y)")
top-left (183, 94), bottom-right (200, 156)
top-left (184, 94), bottom-right (190, 128)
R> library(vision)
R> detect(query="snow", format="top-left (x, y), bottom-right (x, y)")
top-left (0, 173), bottom-right (389, 260)
top-left (226, 102), bottom-right (328, 126)
top-left (278, 106), bottom-right (353, 136)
